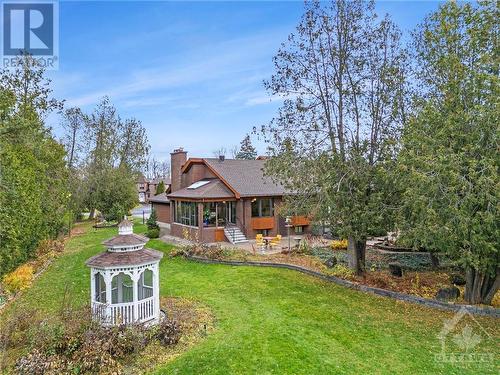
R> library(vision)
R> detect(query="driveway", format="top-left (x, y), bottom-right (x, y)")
top-left (132, 203), bottom-right (151, 220)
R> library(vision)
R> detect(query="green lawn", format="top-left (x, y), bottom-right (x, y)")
top-left (3, 222), bottom-right (499, 374)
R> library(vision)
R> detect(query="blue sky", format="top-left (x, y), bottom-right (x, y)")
top-left (48, 1), bottom-right (444, 161)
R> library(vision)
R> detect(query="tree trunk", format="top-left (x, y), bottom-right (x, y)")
top-left (88, 208), bottom-right (96, 220)
top-left (348, 237), bottom-right (366, 276)
top-left (464, 267), bottom-right (499, 305)
top-left (429, 253), bottom-right (440, 269)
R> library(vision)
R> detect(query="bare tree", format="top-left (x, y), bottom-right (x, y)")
top-left (158, 160), bottom-right (170, 178)
top-left (262, 0), bottom-right (407, 274)
top-left (212, 146), bottom-right (227, 158)
top-left (61, 107), bottom-right (84, 169)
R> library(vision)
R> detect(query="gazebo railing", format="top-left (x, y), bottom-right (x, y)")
top-left (92, 296), bottom-right (156, 326)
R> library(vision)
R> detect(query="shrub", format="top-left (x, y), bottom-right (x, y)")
top-left (6, 305), bottom-right (180, 375)
top-left (328, 264), bottom-right (355, 279)
top-left (147, 209), bottom-right (160, 231)
top-left (2, 264), bottom-right (34, 294)
top-left (146, 228), bottom-right (160, 238)
top-left (155, 319), bottom-right (181, 347)
top-left (296, 239), bottom-right (312, 255)
top-left (330, 239), bottom-right (348, 250)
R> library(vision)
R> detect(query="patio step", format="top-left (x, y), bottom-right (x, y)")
top-left (224, 227), bottom-right (249, 244)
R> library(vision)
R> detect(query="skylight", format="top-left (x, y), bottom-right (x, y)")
top-left (187, 180), bottom-right (211, 189)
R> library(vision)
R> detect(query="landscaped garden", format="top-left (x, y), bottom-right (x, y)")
top-left (1, 221), bottom-right (498, 374)
top-left (175, 236), bottom-right (500, 308)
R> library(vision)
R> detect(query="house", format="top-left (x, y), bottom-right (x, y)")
top-left (137, 175), bottom-right (171, 204)
top-left (160, 148), bottom-right (310, 244)
top-left (148, 177), bottom-right (171, 200)
top-left (136, 174), bottom-right (148, 203)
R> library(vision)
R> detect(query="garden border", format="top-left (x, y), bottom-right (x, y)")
top-left (186, 255), bottom-right (500, 318)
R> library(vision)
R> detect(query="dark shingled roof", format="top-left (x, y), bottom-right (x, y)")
top-left (148, 193), bottom-right (170, 203)
top-left (168, 179), bottom-right (235, 199)
top-left (204, 158), bottom-right (287, 197)
top-left (85, 248), bottom-right (163, 268)
top-left (102, 233), bottom-right (148, 247)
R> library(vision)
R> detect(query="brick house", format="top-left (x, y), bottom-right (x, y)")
top-left (162, 148), bottom-right (310, 244)
top-left (137, 174), bottom-right (148, 203)
top-left (137, 175), bottom-right (171, 204)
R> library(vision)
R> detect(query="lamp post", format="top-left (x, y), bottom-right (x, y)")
top-left (285, 216), bottom-right (292, 254)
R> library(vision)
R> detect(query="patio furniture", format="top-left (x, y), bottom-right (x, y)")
top-left (270, 235), bottom-right (282, 249)
top-left (263, 236), bottom-right (274, 248)
top-left (255, 234), bottom-right (265, 252)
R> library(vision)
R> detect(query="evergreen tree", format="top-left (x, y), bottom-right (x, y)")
top-left (399, 1), bottom-right (498, 304)
top-left (147, 209), bottom-right (160, 230)
top-left (0, 56), bottom-right (69, 276)
top-left (235, 134), bottom-right (257, 160)
top-left (155, 181), bottom-right (165, 195)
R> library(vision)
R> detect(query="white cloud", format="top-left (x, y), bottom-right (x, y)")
top-left (63, 29), bottom-right (287, 109)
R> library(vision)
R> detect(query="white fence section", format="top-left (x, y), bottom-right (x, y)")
top-left (92, 296), bottom-right (156, 325)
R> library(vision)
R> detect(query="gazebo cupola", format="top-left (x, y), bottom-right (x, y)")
top-left (85, 218), bottom-right (163, 326)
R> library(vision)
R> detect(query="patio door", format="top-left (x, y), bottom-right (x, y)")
top-left (226, 201), bottom-right (236, 225)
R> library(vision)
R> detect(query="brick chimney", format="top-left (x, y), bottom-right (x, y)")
top-left (170, 148), bottom-right (187, 193)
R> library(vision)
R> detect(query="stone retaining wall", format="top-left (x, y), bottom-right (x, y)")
top-left (187, 255), bottom-right (499, 318)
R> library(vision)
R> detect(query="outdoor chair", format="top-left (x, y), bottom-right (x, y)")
top-left (270, 235), bottom-right (282, 249)
top-left (255, 234), bottom-right (265, 252)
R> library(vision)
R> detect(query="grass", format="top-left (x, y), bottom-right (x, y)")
top-left (2, 222), bottom-right (499, 374)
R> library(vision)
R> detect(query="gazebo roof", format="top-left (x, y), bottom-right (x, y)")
top-left (85, 248), bottom-right (163, 268)
top-left (102, 233), bottom-right (148, 247)
top-left (118, 218), bottom-right (134, 227)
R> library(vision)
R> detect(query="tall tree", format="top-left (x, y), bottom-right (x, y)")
top-left (118, 118), bottom-right (150, 171)
top-left (74, 97), bottom-right (149, 220)
top-left (261, 0), bottom-right (406, 274)
top-left (61, 107), bottom-right (84, 170)
top-left (399, 1), bottom-right (499, 304)
top-left (0, 56), bottom-right (69, 276)
top-left (235, 134), bottom-right (257, 159)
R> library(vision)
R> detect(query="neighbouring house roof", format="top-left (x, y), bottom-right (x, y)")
top-left (204, 158), bottom-right (287, 197)
top-left (168, 178), bottom-right (235, 200)
top-left (148, 193), bottom-right (170, 204)
top-left (150, 177), bottom-right (171, 185)
top-left (85, 248), bottom-right (163, 268)
top-left (102, 233), bottom-right (148, 247)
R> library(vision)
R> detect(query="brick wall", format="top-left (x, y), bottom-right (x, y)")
top-left (152, 202), bottom-right (170, 224)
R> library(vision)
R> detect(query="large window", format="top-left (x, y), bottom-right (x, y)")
top-left (251, 198), bottom-right (274, 217)
top-left (203, 202), bottom-right (236, 227)
top-left (173, 201), bottom-right (199, 227)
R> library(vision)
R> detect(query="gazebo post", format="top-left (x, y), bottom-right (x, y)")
top-left (104, 272), bottom-right (112, 324)
top-left (90, 270), bottom-right (96, 304)
top-left (132, 271), bottom-right (140, 322)
top-left (154, 264), bottom-right (160, 320)
top-left (117, 274), bottom-right (123, 304)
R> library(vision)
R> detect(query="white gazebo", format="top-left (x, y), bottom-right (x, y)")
top-left (86, 218), bottom-right (163, 326)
